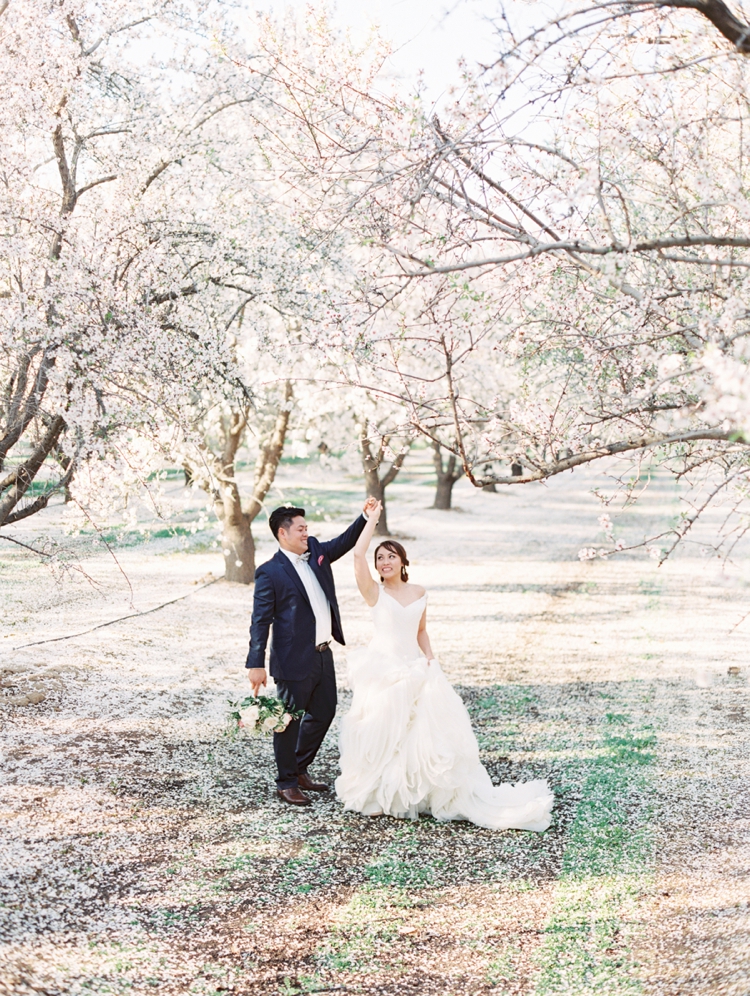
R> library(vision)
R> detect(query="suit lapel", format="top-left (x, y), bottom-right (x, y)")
top-left (307, 540), bottom-right (335, 606)
top-left (275, 550), bottom-right (312, 607)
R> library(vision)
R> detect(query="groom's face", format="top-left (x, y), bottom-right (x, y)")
top-left (278, 516), bottom-right (309, 555)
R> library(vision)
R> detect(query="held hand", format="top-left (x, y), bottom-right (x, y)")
top-left (363, 498), bottom-right (382, 523)
top-left (247, 668), bottom-right (267, 697)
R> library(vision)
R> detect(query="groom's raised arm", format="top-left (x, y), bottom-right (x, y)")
top-left (246, 569), bottom-right (275, 670)
top-left (320, 513), bottom-right (368, 563)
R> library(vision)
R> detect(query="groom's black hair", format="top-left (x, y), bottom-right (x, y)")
top-left (269, 506), bottom-right (306, 539)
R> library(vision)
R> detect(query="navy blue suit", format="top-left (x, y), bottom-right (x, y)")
top-left (245, 514), bottom-right (367, 788)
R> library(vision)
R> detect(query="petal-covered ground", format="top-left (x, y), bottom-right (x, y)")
top-left (1, 454), bottom-right (749, 995)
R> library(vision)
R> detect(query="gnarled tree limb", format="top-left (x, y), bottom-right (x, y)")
top-left (0, 414), bottom-right (67, 527)
top-left (638, 1), bottom-right (750, 54)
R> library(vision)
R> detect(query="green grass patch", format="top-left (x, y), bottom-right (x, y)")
top-left (486, 941), bottom-right (521, 986)
top-left (93, 524), bottom-right (215, 549)
top-left (146, 468), bottom-right (186, 481)
top-left (470, 683), bottom-right (539, 754)
top-left (365, 851), bottom-right (439, 888)
top-left (141, 904), bottom-right (204, 931)
top-left (217, 852), bottom-right (256, 874)
top-left (151, 525), bottom-right (202, 540)
top-left (280, 844), bottom-right (333, 894)
top-left (314, 827), bottom-right (436, 975)
top-left (315, 886), bottom-right (414, 975)
top-left (17, 479), bottom-right (62, 497)
top-left (637, 579), bottom-right (662, 611)
top-left (532, 710), bottom-right (655, 995)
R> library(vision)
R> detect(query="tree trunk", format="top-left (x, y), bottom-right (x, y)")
top-left (359, 425), bottom-right (411, 536)
top-left (214, 410), bottom-right (256, 582)
top-left (433, 475), bottom-right (457, 509)
top-left (185, 386), bottom-right (293, 585)
top-left (481, 463), bottom-right (497, 492)
top-left (220, 486), bottom-right (256, 583)
top-left (365, 473), bottom-right (389, 535)
top-left (431, 440), bottom-right (462, 510)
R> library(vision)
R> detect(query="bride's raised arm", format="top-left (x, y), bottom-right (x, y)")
top-left (353, 499), bottom-right (382, 606)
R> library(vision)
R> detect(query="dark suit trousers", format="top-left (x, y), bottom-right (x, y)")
top-left (273, 646), bottom-right (336, 789)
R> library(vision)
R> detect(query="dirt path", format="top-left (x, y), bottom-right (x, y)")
top-left (1, 457), bottom-right (749, 994)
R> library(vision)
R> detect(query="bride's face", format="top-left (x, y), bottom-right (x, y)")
top-left (376, 547), bottom-right (402, 580)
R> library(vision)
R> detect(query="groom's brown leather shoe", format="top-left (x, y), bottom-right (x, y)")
top-left (298, 771), bottom-right (330, 793)
top-left (277, 786), bottom-right (312, 806)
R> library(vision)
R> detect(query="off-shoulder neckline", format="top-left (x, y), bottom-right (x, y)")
top-left (378, 587), bottom-right (427, 609)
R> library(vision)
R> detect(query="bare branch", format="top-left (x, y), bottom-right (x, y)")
top-left (476, 430), bottom-right (748, 486)
top-left (142, 160), bottom-right (172, 192)
top-left (381, 441), bottom-right (412, 488)
top-left (51, 121), bottom-right (76, 215)
top-left (0, 534), bottom-right (53, 556)
top-left (76, 174), bottom-right (117, 199)
top-left (149, 284), bottom-right (198, 306)
top-left (392, 234), bottom-right (750, 276)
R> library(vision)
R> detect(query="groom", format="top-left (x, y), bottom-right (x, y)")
top-left (245, 501), bottom-right (375, 806)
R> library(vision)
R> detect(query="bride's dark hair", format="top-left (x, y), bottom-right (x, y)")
top-left (374, 540), bottom-right (409, 582)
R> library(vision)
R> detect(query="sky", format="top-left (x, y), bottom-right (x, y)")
top-left (260, 0), bottom-right (545, 108)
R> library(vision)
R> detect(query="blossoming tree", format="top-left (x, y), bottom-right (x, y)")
top-left (256, 1), bottom-right (750, 558)
top-left (0, 2), bottom-right (353, 554)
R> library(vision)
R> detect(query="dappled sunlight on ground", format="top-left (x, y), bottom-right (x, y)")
top-left (1, 454), bottom-right (749, 993)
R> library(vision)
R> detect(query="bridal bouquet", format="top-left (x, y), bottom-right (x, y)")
top-left (228, 695), bottom-right (302, 736)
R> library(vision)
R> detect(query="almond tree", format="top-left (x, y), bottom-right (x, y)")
top-left (261, 2), bottom-right (750, 559)
top-left (0, 2), bottom-right (250, 532)
top-left (184, 381), bottom-right (293, 583)
top-left (0, 2), bottom-right (354, 545)
top-left (401, 3), bottom-right (750, 559)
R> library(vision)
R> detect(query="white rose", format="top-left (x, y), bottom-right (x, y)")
top-left (282, 712), bottom-right (293, 728)
top-left (262, 716), bottom-right (277, 731)
top-left (239, 705), bottom-right (260, 728)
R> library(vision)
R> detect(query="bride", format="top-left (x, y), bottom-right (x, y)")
top-left (335, 500), bottom-right (553, 831)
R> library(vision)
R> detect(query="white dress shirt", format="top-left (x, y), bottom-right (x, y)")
top-left (280, 547), bottom-right (332, 645)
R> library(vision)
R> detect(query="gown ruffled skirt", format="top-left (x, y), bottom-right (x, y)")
top-left (335, 590), bottom-right (553, 832)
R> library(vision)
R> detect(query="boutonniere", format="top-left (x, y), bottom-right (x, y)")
top-left (318, 554), bottom-right (325, 566)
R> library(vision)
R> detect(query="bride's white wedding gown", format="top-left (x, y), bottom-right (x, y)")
top-left (335, 589), bottom-right (554, 831)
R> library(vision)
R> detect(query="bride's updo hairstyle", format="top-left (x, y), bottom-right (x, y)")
top-left (374, 540), bottom-right (409, 582)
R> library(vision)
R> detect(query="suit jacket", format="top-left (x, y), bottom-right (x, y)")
top-left (245, 515), bottom-right (368, 681)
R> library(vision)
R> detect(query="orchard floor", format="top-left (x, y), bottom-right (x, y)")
top-left (1, 454), bottom-right (749, 995)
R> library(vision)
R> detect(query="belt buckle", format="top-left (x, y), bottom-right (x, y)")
top-left (316, 641), bottom-right (329, 652)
